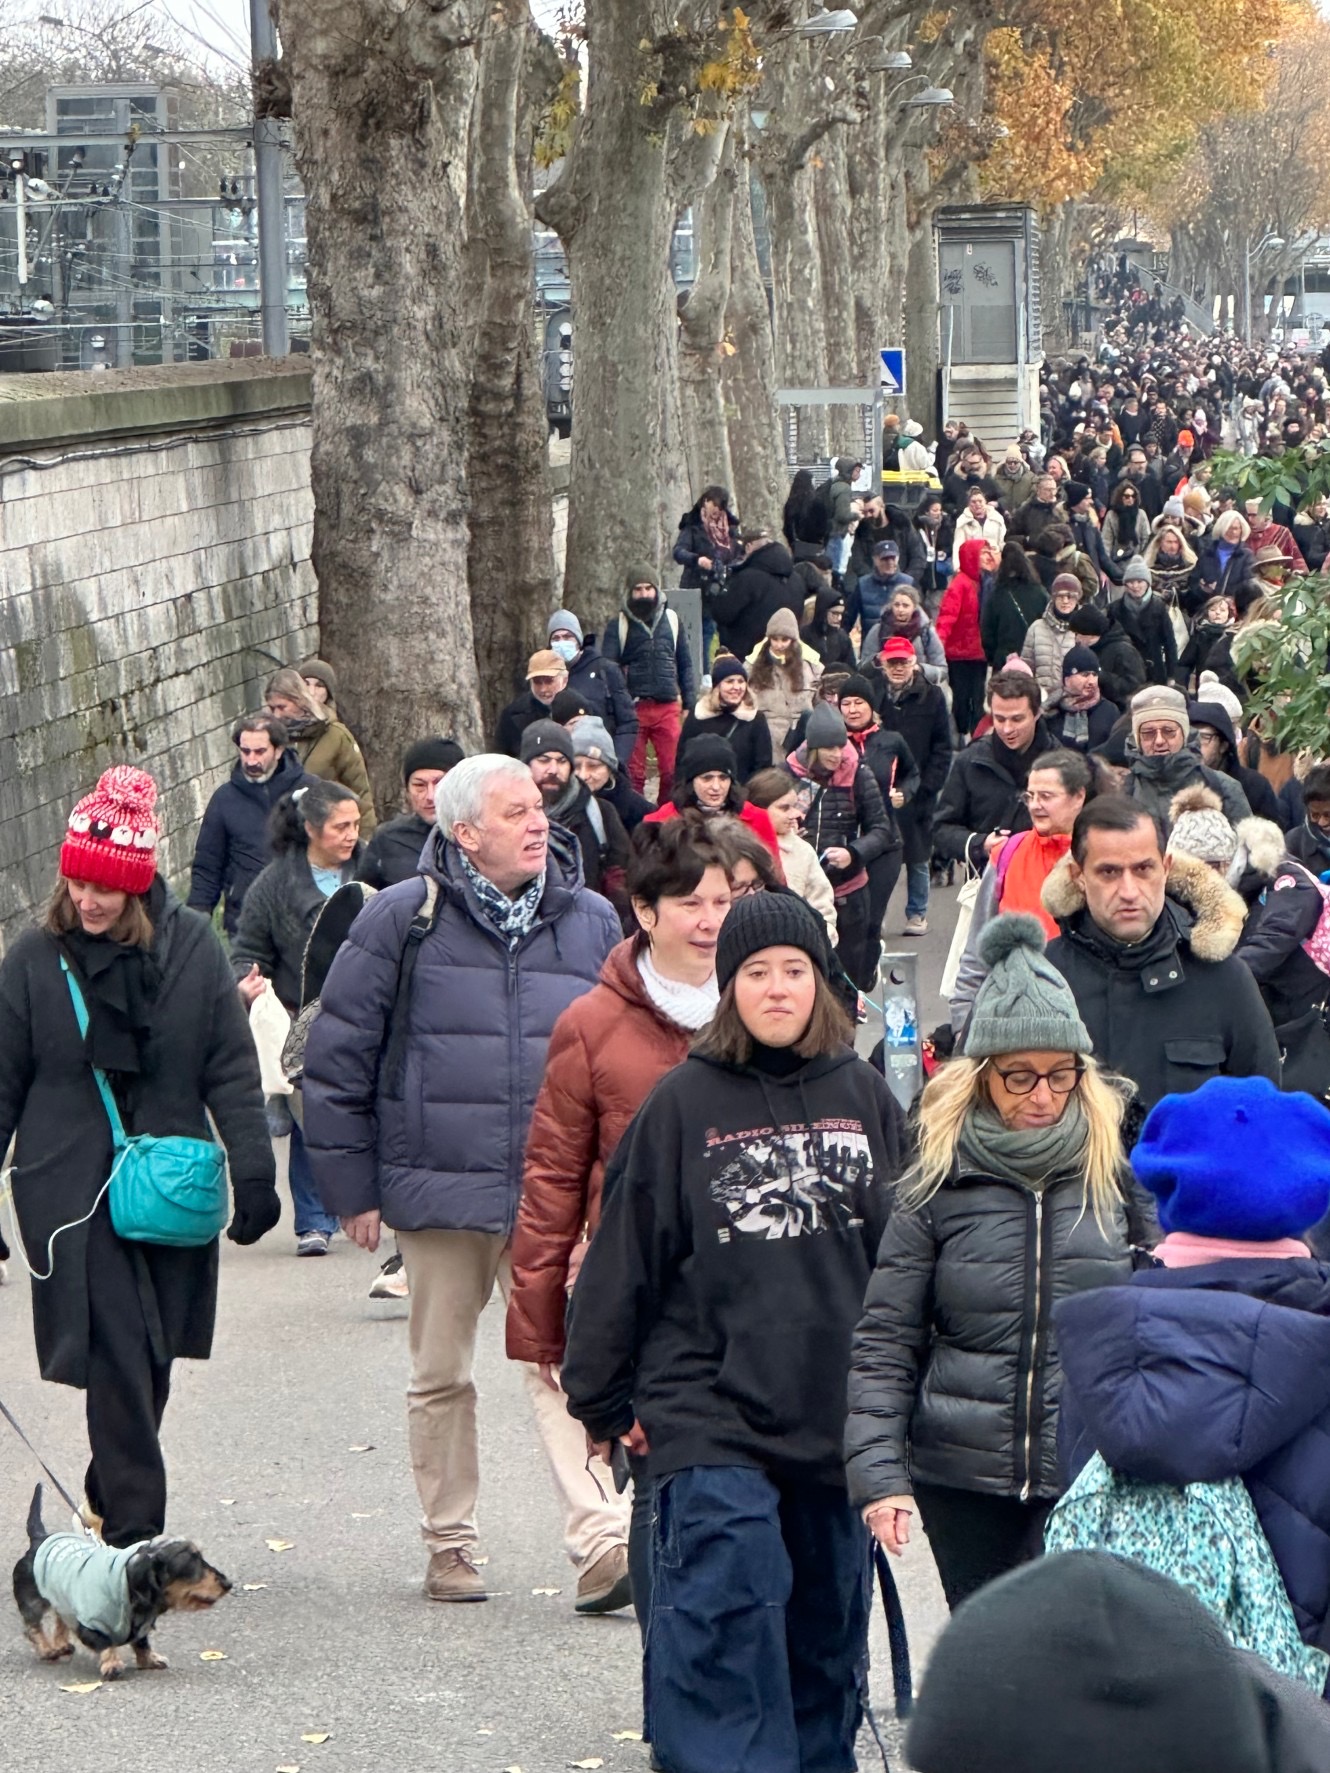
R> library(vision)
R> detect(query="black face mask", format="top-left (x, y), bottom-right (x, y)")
top-left (629, 595), bottom-right (657, 620)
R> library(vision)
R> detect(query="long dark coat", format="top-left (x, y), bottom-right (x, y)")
top-left (0, 890), bottom-right (274, 1388)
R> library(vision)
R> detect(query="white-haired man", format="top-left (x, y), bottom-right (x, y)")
top-left (303, 757), bottom-right (629, 1608)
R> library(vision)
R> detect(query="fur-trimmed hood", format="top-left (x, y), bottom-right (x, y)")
top-left (1231, 815), bottom-right (1287, 885)
top-left (692, 683), bottom-right (758, 722)
top-left (1041, 847), bottom-right (1247, 963)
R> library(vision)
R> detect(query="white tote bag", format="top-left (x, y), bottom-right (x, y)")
top-left (940, 865), bottom-right (982, 1001)
top-left (249, 988), bottom-right (294, 1097)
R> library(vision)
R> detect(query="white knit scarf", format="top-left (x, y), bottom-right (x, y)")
top-left (636, 949), bottom-right (719, 1032)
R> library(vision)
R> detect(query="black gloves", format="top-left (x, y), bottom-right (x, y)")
top-left (226, 1179), bottom-right (282, 1246)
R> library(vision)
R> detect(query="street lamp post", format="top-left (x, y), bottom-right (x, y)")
top-left (1244, 230), bottom-right (1285, 347)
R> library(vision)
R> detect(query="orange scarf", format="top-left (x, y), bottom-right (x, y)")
top-left (998, 830), bottom-right (1071, 939)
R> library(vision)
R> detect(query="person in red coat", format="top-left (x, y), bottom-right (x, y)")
top-left (642, 734), bottom-right (782, 867)
top-left (937, 537), bottom-right (995, 738)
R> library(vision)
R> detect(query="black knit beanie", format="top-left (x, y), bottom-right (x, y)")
top-left (839, 673), bottom-right (878, 706)
top-left (907, 1553), bottom-right (1270, 1773)
top-left (716, 892), bottom-right (830, 992)
top-left (679, 734), bottom-right (739, 785)
top-left (402, 737), bottom-right (465, 783)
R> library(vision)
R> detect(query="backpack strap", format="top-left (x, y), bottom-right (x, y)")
top-left (382, 878), bottom-right (443, 1093)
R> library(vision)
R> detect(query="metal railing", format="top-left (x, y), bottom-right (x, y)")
top-left (1122, 258), bottom-right (1214, 335)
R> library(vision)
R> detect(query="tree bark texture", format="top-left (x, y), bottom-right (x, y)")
top-left (466, 0), bottom-right (556, 733)
top-left (678, 124), bottom-right (737, 502)
top-left (903, 183), bottom-right (941, 443)
top-left (815, 135), bottom-right (857, 398)
top-left (275, 0), bottom-right (486, 806)
top-left (722, 151), bottom-right (783, 528)
top-left (536, 0), bottom-right (687, 630)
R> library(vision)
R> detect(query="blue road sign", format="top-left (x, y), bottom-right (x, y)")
top-left (879, 347), bottom-right (906, 395)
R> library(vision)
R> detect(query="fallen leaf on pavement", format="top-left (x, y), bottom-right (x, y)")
top-left (59, 1681), bottom-right (102, 1694)
top-left (241, 1582), bottom-right (268, 1591)
top-left (502, 1765), bottom-right (523, 1772)
top-left (531, 1586), bottom-right (560, 1596)
top-left (266, 1539), bottom-right (295, 1552)
top-left (570, 1760), bottom-right (605, 1769)
top-left (199, 1650), bottom-right (227, 1661)
top-left (611, 1732), bottom-right (643, 1742)
top-left (300, 1733), bottom-right (332, 1744)
top-left (219, 1498), bottom-right (235, 1506)
top-left (476, 1728), bottom-right (493, 1736)
top-left (348, 1444), bottom-right (374, 1453)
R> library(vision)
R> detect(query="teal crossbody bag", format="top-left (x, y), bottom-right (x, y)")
top-left (61, 958), bottom-right (228, 1247)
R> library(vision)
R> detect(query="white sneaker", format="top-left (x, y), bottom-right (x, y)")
top-left (902, 915), bottom-right (928, 936)
top-left (368, 1253), bottom-right (409, 1300)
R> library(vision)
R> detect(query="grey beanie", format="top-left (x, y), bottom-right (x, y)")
top-left (570, 716), bottom-right (616, 764)
top-left (547, 608), bottom-right (584, 645)
top-left (805, 702), bottom-right (848, 749)
top-left (1122, 556), bottom-right (1151, 586)
top-left (519, 719), bottom-right (575, 765)
top-left (962, 914), bottom-right (1092, 1059)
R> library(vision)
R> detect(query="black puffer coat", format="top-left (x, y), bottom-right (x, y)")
top-left (710, 542), bottom-right (803, 659)
top-left (845, 1164), bottom-right (1147, 1507)
top-left (0, 890), bottom-right (274, 1388)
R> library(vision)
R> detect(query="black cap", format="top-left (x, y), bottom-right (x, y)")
top-left (839, 673), bottom-right (878, 706)
top-left (402, 737), bottom-right (465, 783)
top-left (548, 688), bottom-right (589, 725)
top-left (1064, 479), bottom-right (1092, 507)
top-left (716, 891), bottom-right (830, 993)
top-left (1061, 646), bottom-right (1100, 677)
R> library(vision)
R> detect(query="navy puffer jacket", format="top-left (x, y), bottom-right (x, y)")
top-left (302, 828), bottom-right (619, 1235)
top-left (1057, 1260), bottom-right (1330, 1652)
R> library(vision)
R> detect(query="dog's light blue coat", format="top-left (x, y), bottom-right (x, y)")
top-left (32, 1533), bottom-right (144, 1642)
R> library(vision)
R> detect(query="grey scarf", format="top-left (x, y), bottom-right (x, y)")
top-left (956, 1097), bottom-right (1088, 1193)
top-left (1128, 745), bottom-right (1204, 824)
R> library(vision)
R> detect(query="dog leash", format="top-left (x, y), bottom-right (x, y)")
top-left (0, 1394), bottom-right (83, 1518)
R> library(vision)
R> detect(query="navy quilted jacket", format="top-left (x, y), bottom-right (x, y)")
top-left (1057, 1260), bottom-right (1330, 1652)
top-left (301, 828), bottom-right (619, 1235)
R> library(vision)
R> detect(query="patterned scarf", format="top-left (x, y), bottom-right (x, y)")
top-left (701, 502), bottom-right (735, 562)
top-left (460, 854), bottom-right (545, 950)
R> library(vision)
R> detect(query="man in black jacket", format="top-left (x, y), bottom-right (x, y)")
top-left (1067, 603), bottom-right (1147, 710)
top-left (934, 671), bottom-right (1057, 872)
top-left (358, 737), bottom-right (465, 889)
top-left (874, 642), bottom-right (953, 933)
top-left (1044, 797), bottom-right (1281, 1111)
top-left (601, 567), bottom-right (696, 800)
top-left (839, 674), bottom-right (918, 969)
top-left (546, 609), bottom-right (637, 768)
top-left (710, 531), bottom-right (803, 659)
top-left (189, 710), bottom-right (309, 935)
top-left (494, 648), bottom-right (571, 758)
top-left (522, 720), bottom-right (629, 902)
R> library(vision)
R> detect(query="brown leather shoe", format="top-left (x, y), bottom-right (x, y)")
top-left (574, 1543), bottom-right (633, 1614)
top-left (424, 1548), bottom-right (487, 1602)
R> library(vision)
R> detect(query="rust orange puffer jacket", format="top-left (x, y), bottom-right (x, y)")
top-left (505, 939), bottom-right (691, 1365)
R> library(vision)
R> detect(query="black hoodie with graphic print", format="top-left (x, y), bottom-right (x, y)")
top-left (562, 1047), bottom-right (907, 1483)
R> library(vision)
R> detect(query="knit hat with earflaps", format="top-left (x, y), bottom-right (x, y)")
top-left (60, 765), bottom-right (159, 896)
top-left (961, 914), bottom-right (1091, 1059)
top-left (1166, 784), bottom-right (1236, 868)
top-left (1132, 1075), bottom-right (1330, 1241)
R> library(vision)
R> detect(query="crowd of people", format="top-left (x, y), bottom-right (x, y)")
top-left (8, 320), bottom-right (1330, 1772)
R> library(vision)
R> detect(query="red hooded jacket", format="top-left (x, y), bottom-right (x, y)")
top-left (936, 537), bottom-right (987, 663)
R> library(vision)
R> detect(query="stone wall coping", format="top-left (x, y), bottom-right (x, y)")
top-left (0, 357), bottom-right (313, 456)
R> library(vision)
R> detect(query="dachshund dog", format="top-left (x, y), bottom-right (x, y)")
top-left (12, 1485), bottom-right (231, 1679)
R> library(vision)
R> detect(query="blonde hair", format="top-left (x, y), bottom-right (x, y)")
top-left (266, 667), bottom-right (329, 725)
top-left (903, 1053), bottom-right (1128, 1229)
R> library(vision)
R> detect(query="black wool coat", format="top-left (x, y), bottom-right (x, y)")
top-left (231, 847), bottom-right (362, 1014)
top-left (0, 891), bottom-right (274, 1388)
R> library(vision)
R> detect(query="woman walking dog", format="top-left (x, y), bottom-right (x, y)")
top-left (0, 766), bottom-right (278, 1548)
